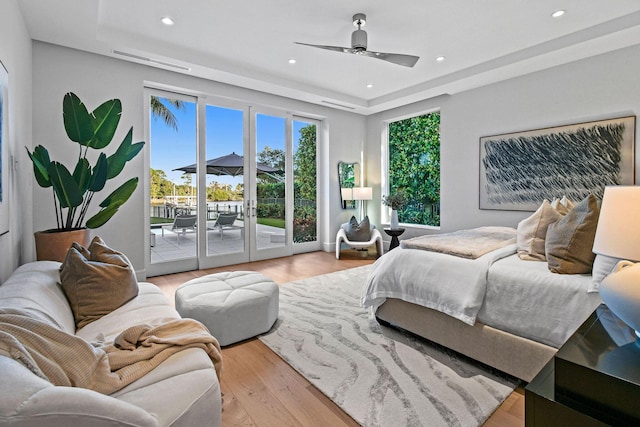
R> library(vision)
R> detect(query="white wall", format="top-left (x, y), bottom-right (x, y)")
top-left (366, 43), bottom-right (640, 241)
top-left (31, 42), bottom-right (366, 276)
top-left (0, 0), bottom-right (33, 282)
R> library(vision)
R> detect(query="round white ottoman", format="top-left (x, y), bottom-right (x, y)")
top-left (175, 271), bottom-right (279, 346)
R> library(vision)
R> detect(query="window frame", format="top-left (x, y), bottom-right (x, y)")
top-left (382, 108), bottom-right (441, 230)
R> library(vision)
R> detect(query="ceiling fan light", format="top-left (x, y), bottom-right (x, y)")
top-left (351, 29), bottom-right (367, 50)
top-left (160, 16), bottom-right (174, 26)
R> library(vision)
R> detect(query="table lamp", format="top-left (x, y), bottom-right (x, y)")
top-left (592, 186), bottom-right (640, 338)
top-left (352, 186), bottom-right (372, 219)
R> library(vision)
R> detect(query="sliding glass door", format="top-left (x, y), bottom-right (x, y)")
top-left (146, 89), bottom-right (319, 275)
top-left (146, 90), bottom-right (199, 276)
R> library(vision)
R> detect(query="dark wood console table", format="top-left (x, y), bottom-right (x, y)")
top-left (525, 304), bottom-right (640, 426)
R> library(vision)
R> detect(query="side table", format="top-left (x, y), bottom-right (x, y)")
top-left (383, 228), bottom-right (405, 250)
top-left (525, 304), bottom-right (640, 426)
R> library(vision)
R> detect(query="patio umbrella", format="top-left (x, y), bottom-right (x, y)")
top-left (173, 152), bottom-right (281, 177)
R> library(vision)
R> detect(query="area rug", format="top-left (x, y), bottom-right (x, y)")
top-left (259, 265), bottom-right (519, 427)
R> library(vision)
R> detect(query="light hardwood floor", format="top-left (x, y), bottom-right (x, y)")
top-left (147, 250), bottom-right (525, 427)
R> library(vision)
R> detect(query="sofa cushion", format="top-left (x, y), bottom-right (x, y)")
top-left (0, 261), bottom-right (75, 334)
top-left (546, 194), bottom-right (600, 274)
top-left (60, 237), bottom-right (138, 329)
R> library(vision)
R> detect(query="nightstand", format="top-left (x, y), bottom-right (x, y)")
top-left (525, 304), bottom-right (640, 426)
top-left (383, 228), bottom-right (405, 250)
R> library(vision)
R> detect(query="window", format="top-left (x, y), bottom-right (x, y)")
top-left (387, 111), bottom-right (440, 227)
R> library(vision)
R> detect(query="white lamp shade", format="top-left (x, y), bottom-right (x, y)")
top-left (592, 186), bottom-right (640, 261)
top-left (352, 187), bottom-right (373, 201)
top-left (341, 188), bottom-right (353, 200)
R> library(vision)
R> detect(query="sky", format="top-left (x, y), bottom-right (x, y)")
top-left (150, 97), bottom-right (308, 188)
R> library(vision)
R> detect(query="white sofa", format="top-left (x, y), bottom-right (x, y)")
top-left (0, 261), bottom-right (222, 427)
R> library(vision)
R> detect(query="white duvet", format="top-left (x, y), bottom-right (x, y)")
top-left (361, 243), bottom-right (517, 326)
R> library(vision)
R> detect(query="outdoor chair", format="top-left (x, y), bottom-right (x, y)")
top-left (208, 213), bottom-right (242, 239)
top-left (164, 215), bottom-right (197, 244)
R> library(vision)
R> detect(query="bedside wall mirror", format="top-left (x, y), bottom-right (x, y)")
top-left (338, 161), bottom-right (359, 209)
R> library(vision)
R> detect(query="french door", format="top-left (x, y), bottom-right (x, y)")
top-left (198, 103), bottom-right (294, 269)
top-left (146, 89), bottom-right (316, 276)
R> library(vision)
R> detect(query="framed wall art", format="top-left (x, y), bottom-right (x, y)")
top-left (479, 116), bottom-right (635, 211)
top-left (0, 60), bottom-right (8, 236)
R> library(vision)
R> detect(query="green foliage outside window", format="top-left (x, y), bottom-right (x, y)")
top-left (388, 111), bottom-right (440, 226)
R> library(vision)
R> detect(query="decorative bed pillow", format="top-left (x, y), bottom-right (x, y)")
top-left (517, 199), bottom-right (564, 261)
top-left (588, 254), bottom-right (621, 292)
top-left (551, 196), bottom-right (573, 216)
top-left (345, 216), bottom-right (371, 242)
top-left (545, 194), bottom-right (600, 274)
top-left (59, 236), bottom-right (138, 329)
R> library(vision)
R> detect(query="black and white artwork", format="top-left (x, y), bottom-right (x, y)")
top-left (0, 60), bottom-right (8, 236)
top-left (480, 116), bottom-right (635, 211)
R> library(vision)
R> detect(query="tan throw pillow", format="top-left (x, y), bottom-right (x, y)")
top-left (517, 200), bottom-right (564, 261)
top-left (545, 194), bottom-right (600, 274)
top-left (551, 198), bottom-right (571, 216)
top-left (60, 236), bottom-right (138, 329)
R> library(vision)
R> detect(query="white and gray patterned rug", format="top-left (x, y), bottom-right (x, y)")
top-left (259, 265), bottom-right (519, 427)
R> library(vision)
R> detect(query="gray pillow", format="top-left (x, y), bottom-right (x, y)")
top-left (546, 194), bottom-right (600, 274)
top-left (345, 216), bottom-right (371, 242)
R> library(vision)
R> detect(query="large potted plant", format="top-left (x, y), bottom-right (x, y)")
top-left (27, 92), bottom-right (144, 261)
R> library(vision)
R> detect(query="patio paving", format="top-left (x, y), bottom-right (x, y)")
top-left (150, 221), bottom-right (285, 263)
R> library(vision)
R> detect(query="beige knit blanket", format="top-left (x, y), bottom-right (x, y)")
top-left (400, 226), bottom-right (517, 259)
top-left (0, 308), bottom-right (222, 395)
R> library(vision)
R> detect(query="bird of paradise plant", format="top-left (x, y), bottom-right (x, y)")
top-left (26, 92), bottom-right (144, 230)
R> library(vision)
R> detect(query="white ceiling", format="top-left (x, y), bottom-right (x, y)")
top-left (17, 0), bottom-right (640, 115)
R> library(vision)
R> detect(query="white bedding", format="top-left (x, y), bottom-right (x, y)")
top-left (478, 254), bottom-right (602, 348)
top-left (361, 243), bottom-right (517, 325)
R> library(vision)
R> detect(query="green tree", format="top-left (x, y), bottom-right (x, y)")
top-left (389, 111), bottom-right (440, 226)
top-left (150, 168), bottom-right (168, 199)
top-left (294, 125), bottom-right (317, 201)
top-left (150, 96), bottom-right (185, 131)
top-left (258, 146), bottom-right (285, 170)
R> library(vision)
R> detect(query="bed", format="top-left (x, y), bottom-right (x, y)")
top-left (361, 226), bottom-right (602, 382)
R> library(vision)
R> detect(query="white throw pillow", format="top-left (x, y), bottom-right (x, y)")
top-left (589, 254), bottom-right (621, 292)
top-left (517, 199), bottom-right (564, 261)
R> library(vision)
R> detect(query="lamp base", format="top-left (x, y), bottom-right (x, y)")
top-left (599, 261), bottom-right (640, 338)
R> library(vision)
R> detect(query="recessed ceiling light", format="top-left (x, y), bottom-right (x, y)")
top-left (551, 10), bottom-right (565, 18)
top-left (436, 56), bottom-right (445, 62)
top-left (161, 17), bottom-right (175, 26)
top-left (365, 83), bottom-right (373, 88)
top-left (288, 58), bottom-right (296, 64)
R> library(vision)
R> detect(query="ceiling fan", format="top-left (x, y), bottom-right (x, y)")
top-left (295, 13), bottom-right (420, 68)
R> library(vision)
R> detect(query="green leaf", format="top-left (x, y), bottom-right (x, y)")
top-left (85, 204), bottom-right (120, 229)
top-left (106, 127), bottom-right (144, 179)
top-left (98, 177), bottom-right (138, 208)
top-left (72, 158), bottom-right (92, 194)
top-left (86, 177), bottom-right (138, 228)
top-left (26, 145), bottom-right (52, 188)
top-left (88, 99), bottom-right (122, 149)
top-left (89, 153), bottom-right (108, 192)
top-left (47, 161), bottom-right (84, 208)
top-left (63, 92), bottom-right (94, 144)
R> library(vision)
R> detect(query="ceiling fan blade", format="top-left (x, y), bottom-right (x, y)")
top-left (294, 42), bottom-right (351, 54)
top-left (361, 50), bottom-right (420, 67)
